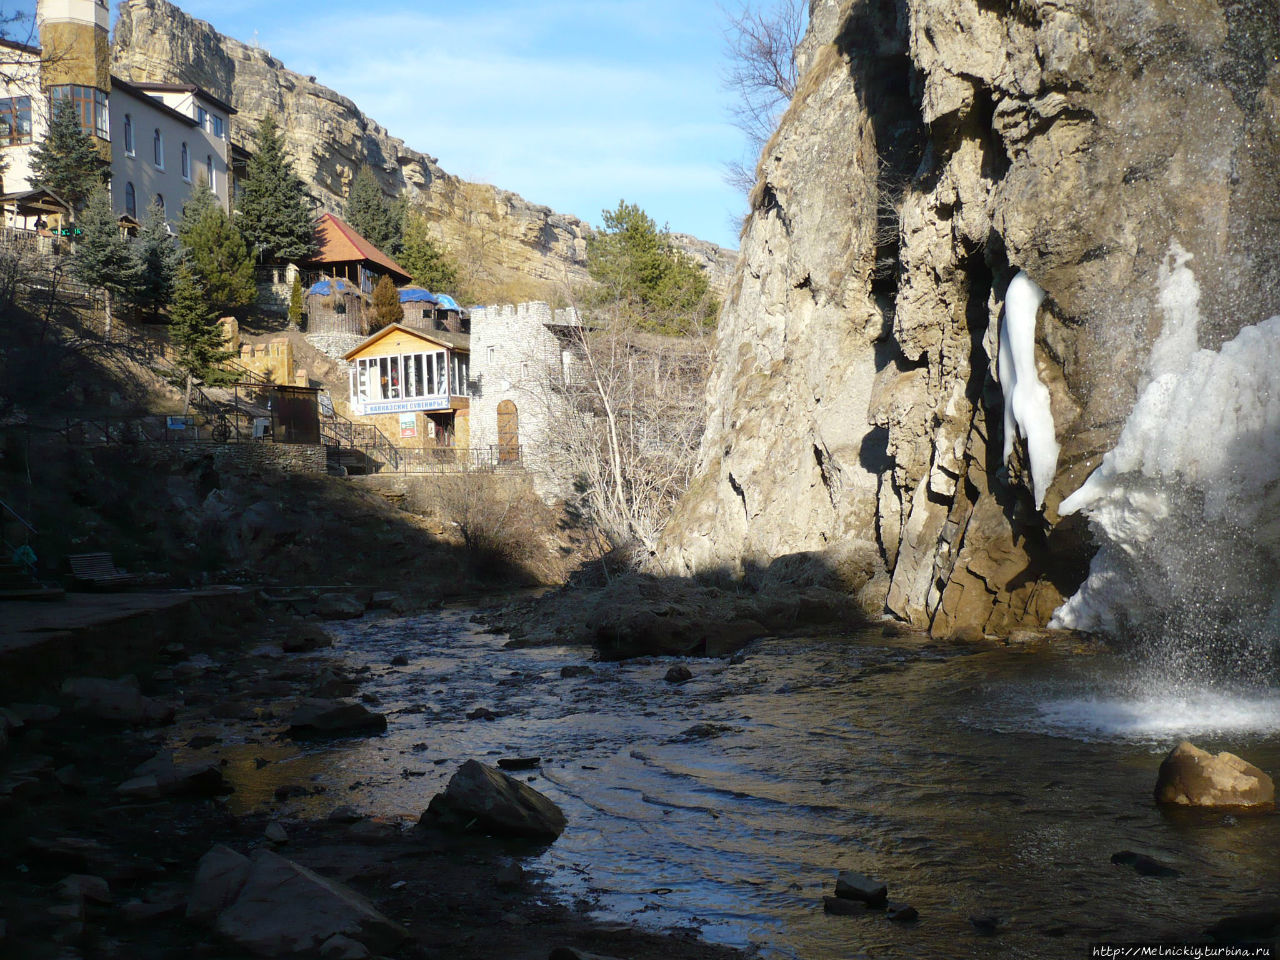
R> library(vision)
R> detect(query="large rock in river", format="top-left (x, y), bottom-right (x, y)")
top-left (286, 700), bottom-right (386, 739)
top-left (420, 759), bottom-right (566, 841)
top-left (1154, 741), bottom-right (1275, 810)
top-left (214, 850), bottom-right (408, 956)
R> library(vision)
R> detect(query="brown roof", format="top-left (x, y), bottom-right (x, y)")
top-left (341, 324), bottom-right (470, 362)
top-left (305, 213), bottom-right (412, 284)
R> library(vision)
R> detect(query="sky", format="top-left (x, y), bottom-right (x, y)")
top-left (11, 0), bottom-right (801, 249)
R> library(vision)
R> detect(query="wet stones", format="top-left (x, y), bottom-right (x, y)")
top-left (316, 593), bottom-right (366, 620)
top-left (282, 622), bottom-right (334, 653)
top-left (559, 665), bottom-right (594, 679)
top-left (497, 757), bottom-right (541, 771)
top-left (1154, 741), bottom-right (1275, 810)
top-left (421, 760), bottom-right (567, 841)
top-left (116, 759), bottom-right (228, 800)
top-left (60, 677), bottom-right (175, 726)
top-left (664, 665), bottom-right (693, 685)
top-left (834, 870), bottom-right (887, 906)
top-left (466, 707), bottom-right (498, 721)
top-left (1205, 905), bottom-right (1280, 943)
top-left (286, 700), bottom-right (387, 739)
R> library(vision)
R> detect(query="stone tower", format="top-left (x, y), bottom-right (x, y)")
top-left (36, 0), bottom-right (112, 147)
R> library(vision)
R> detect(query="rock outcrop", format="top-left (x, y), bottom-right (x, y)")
top-left (109, 0), bottom-right (735, 300)
top-left (658, 0), bottom-right (1280, 635)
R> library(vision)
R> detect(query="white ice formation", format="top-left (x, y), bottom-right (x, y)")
top-left (999, 271), bottom-right (1059, 509)
top-left (1050, 242), bottom-right (1280, 642)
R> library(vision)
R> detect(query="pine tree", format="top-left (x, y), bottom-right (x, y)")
top-left (288, 272), bottom-right (304, 328)
top-left (179, 178), bottom-right (256, 316)
top-left (72, 186), bottom-right (140, 335)
top-left (371, 274), bottom-right (403, 330)
top-left (346, 165), bottom-right (403, 255)
top-left (28, 99), bottom-right (109, 213)
top-left (170, 261), bottom-right (235, 411)
top-left (236, 116), bottom-right (317, 264)
top-left (585, 200), bottom-right (716, 333)
top-left (129, 199), bottom-right (178, 322)
top-left (400, 210), bottom-right (459, 293)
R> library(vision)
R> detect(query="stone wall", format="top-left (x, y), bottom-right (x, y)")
top-left (146, 440), bottom-right (325, 475)
top-left (469, 302), bottom-right (580, 500)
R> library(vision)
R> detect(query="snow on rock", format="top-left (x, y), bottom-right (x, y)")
top-left (1052, 244), bottom-right (1280, 640)
top-left (999, 271), bottom-right (1059, 510)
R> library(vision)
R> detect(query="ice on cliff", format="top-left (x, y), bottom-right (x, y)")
top-left (1051, 243), bottom-right (1280, 639)
top-left (999, 271), bottom-right (1059, 509)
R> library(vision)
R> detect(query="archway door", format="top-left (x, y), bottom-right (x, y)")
top-left (497, 400), bottom-right (519, 463)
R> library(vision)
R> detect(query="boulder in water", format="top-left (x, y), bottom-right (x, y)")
top-left (834, 870), bottom-right (888, 906)
top-left (287, 700), bottom-right (387, 739)
top-left (1154, 741), bottom-right (1275, 810)
top-left (420, 760), bottom-right (566, 840)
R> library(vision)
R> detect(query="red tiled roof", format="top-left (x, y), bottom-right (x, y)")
top-left (305, 213), bottom-right (411, 283)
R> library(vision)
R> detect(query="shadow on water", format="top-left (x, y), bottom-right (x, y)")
top-left (166, 607), bottom-right (1280, 960)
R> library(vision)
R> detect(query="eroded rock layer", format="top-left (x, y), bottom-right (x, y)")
top-left (659, 0), bottom-right (1280, 636)
top-left (110, 0), bottom-right (736, 297)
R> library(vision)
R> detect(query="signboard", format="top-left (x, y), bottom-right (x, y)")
top-left (399, 413), bottom-right (417, 439)
top-left (318, 393), bottom-right (335, 418)
top-left (166, 416), bottom-right (192, 430)
top-left (361, 397), bottom-right (451, 415)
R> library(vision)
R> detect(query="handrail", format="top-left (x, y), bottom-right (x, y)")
top-left (321, 406), bottom-right (402, 470)
top-left (0, 496), bottom-right (37, 535)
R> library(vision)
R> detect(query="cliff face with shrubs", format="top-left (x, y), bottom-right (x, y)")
top-left (110, 0), bottom-right (735, 301)
top-left (658, 0), bottom-right (1280, 636)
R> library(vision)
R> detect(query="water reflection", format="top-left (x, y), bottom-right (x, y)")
top-left (170, 610), bottom-right (1280, 959)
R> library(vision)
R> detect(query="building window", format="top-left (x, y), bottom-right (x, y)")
top-left (487, 346), bottom-right (496, 366)
top-left (212, 115), bottom-right (225, 139)
top-left (180, 142), bottom-right (190, 180)
top-left (50, 85), bottom-right (108, 138)
top-left (155, 194), bottom-right (164, 218)
top-left (0, 96), bottom-right (32, 146)
top-left (206, 154), bottom-right (215, 191)
top-left (196, 105), bottom-right (208, 130)
top-left (122, 112), bottom-right (133, 155)
top-left (153, 129), bottom-right (163, 168)
top-left (124, 182), bottom-right (136, 219)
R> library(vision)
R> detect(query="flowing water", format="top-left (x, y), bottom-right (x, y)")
top-left (201, 609), bottom-right (1280, 959)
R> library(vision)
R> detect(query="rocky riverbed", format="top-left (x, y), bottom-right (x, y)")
top-left (0, 593), bottom-right (744, 960)
top-left (3, 593), bottom-right (1278, 959)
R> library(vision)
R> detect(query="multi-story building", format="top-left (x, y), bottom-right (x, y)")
top-left (0, 0), bottom-right (234, 228)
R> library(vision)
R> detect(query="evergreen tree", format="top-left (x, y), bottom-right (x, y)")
top-left (288, 272), bottom-right (304, 327)
top-left (371, 274), bottom-right (403, 330)
top-left (170, 261), bottom-right (235, 411)
top-left (28, 100), bottom-right (109, 213)
top-left (585, 200), bottom-right (717, 333)
top-left (179, 178), bottom-right (256, 316)
top-left (129, 199), bottom-right (179, 322)
top-left (346, 165), bottom-right (403, 255)
top-left (72, 186), bottom-right (140, 335)
top-left (236, 116), bottom-right (317, 264)
top-left (400, 210), bottom-right (459, 293)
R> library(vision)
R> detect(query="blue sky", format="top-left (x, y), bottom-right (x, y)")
top-left (12, 0), bottom-right (800, 249)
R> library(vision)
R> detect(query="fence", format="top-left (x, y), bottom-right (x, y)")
top-left (391, 445), bottom-right (522, 474)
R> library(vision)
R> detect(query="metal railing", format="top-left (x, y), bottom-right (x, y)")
top-left (384, 445), bottom-right (523, 474)
top-left (320, 408), bottom-right (402, 471)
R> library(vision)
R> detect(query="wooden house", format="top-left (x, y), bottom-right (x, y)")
top-left (302, 213), bottom-right (411, 295)
top-left (342, 324), bottom-right (472, 450)
top-left (305, 277), bottom-right (367, 336)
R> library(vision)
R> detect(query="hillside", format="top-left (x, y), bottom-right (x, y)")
top-left (109, 0), bottom-right (737, 304)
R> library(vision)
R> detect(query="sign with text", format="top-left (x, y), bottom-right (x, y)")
top-left (399, 413), bottom-right (417, 439)
top-left (361, 397), bottom-right (450, 415)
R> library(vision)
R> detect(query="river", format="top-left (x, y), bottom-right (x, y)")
top-left (205, 607), bottom-right (1280, 959)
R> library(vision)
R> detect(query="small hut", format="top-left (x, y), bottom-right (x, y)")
top-left (399, 287), bottom-right (469, 334)
top-left (305, 277), bottom-right (367, 336)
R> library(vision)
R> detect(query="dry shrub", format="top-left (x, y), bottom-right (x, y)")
top-left (426, 473), bottom-right (551, 579)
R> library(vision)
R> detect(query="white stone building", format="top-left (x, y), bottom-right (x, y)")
top-left (468, 301), bottom-right (582, 497)
top-left (0, 0), bottom-right (234, 228)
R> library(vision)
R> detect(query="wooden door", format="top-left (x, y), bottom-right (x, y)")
top-left (497, 400), bottom-right (519, 463)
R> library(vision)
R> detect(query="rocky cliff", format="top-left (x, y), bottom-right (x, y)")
top-left (658, 0), bottom-right (1280, 636)
top-left (109, 0), bottom-right (736, 301)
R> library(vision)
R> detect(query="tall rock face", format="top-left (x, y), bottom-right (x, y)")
top-left (109, 0), bottom-right (735, 299)
top-left (659, 0), bottom-right (1280, 636)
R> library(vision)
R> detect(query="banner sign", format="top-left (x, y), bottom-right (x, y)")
top-left (399, 413), bottom-right (417, 439)
top-left (362, 397), bottom-right (450, 415)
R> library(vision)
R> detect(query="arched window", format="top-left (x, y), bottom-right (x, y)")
top-left (123, 113), bottom-right (133, 155)
top-left (180, 142), bottom-right (189, 180)
top-left (206, 154), bottom-right (215, 191)
top-left (155, 194), bottom-right (165, 218)
top-left (153, 129), bottom-right (163, 168)
top-left (124, 182), bottom-right (135, 219)
top-left (497, 400), bottom-right (519, 463)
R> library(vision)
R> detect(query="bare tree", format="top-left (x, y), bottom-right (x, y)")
top-left (721, 0), bottom-right (806, 193)
top-left (533, 289), bottom-right (714, 566)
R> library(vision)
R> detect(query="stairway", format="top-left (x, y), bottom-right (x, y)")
top-left (325, 445), bottom-right (371, 477)
top-left (0, 558), bottom-right (64, 601)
